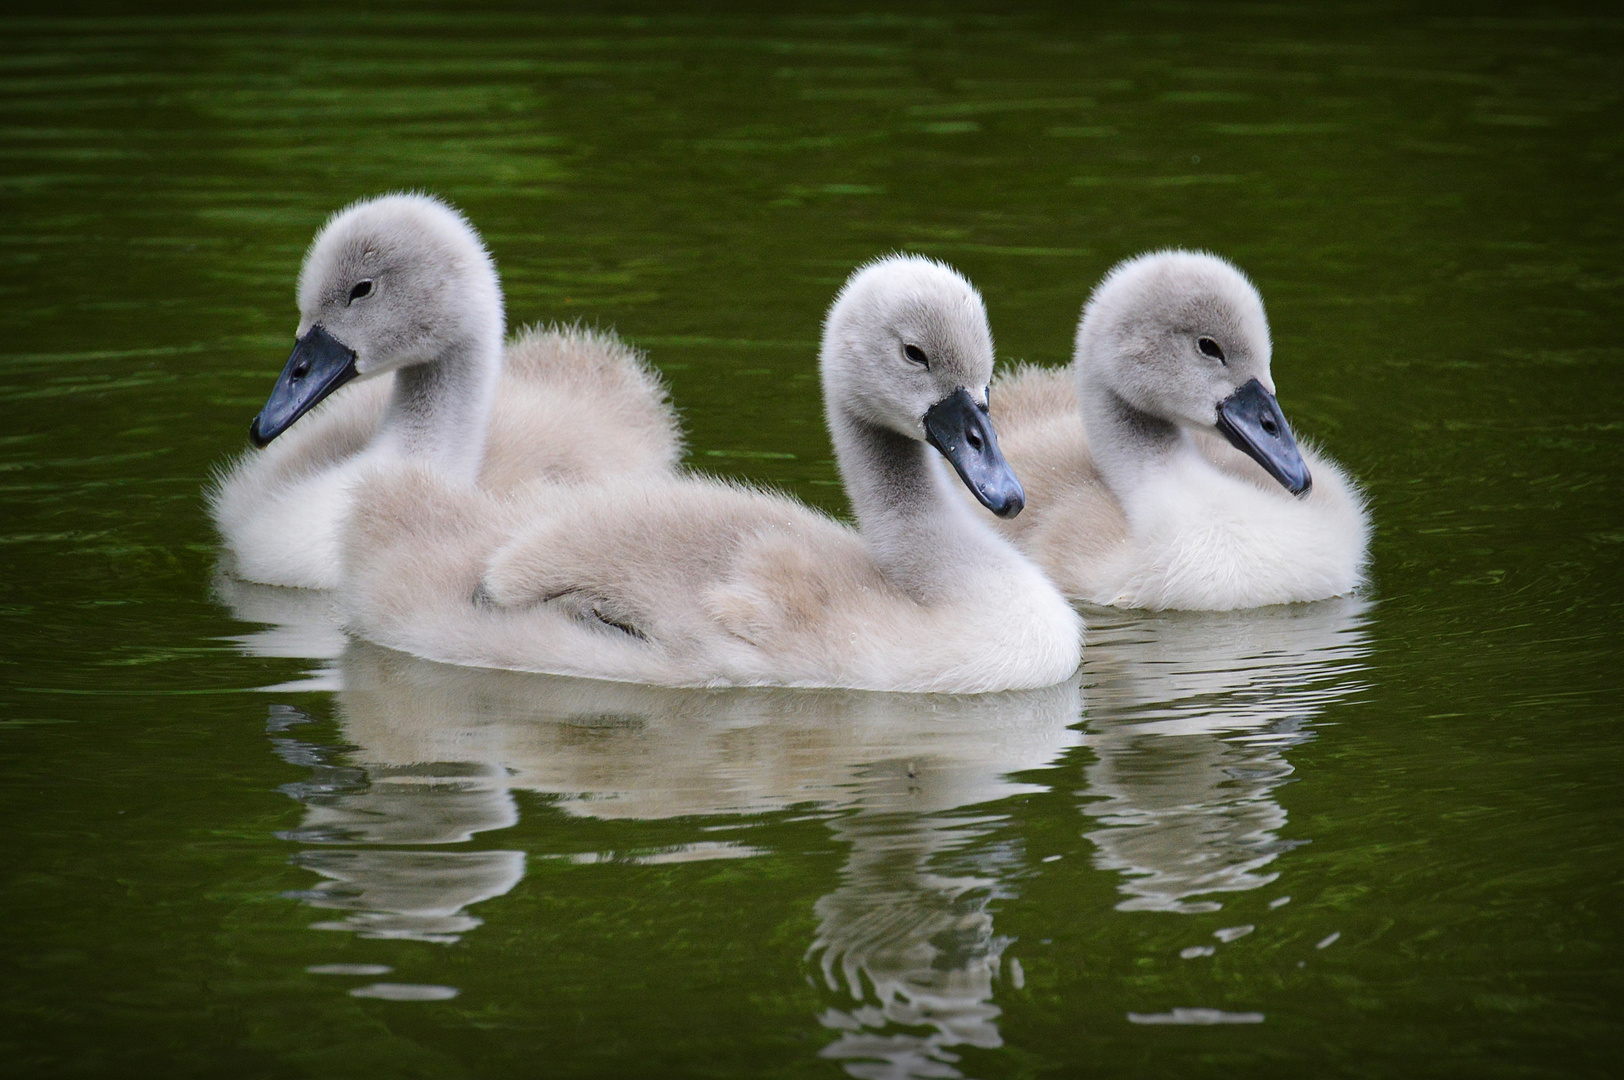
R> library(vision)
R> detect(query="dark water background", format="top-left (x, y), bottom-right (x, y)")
top-left (2, 4), bottom-right (1621, 1077)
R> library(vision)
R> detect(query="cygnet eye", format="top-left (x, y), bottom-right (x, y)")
top-left (1196, 336), bottom-right (1226, 363)
top-left (903, 344), bottom-right (930, 368)
top-left (348, 279), bottom-right (375, 303)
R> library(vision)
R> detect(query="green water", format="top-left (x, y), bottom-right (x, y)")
top-left (3, 5), bottom-right (1621, 1077)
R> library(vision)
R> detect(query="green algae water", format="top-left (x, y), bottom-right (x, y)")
top-left (3, 5), bottom-right (1622, 1077)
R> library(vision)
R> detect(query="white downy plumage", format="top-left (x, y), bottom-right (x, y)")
top-left (341, 255), bottom-right (1082, 693)
top-left (208, 193), bottom-right (680, 590)
top-left (983, 250), bottom-right (1369, 610)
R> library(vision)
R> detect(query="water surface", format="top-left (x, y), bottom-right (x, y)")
top-left (2, 6), bottom-right (1621, 1077)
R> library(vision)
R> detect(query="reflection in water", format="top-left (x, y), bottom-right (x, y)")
top-left (277, 760), bottom-right (517, 846)
top-left (291, 850), bottom-right (527, 945)
top-left (811, 806), bottom-right (1018, 1078)
top-left (1079, 598), bottom-right (1372, 913)
top-left (215, 574), bottom-right (347, 692)
top-left (331, 645), bottom-right (1081, 823)
top-left (222, 574), bottom-right (1369, 1066)
top-left (221, 557), bottom-right (1082, 1079)
top-left (262, 701), bottom-right (525, 945)
top-left (223, 576), bottom-right (534, 946)
top-left (330, 641), bottom-right (1082, 1078)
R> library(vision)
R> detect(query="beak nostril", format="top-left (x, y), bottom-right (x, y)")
top-left (292, 360), bottom-right (311, 379)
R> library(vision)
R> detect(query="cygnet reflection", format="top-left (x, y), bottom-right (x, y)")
top-left (215, 572), bottom-right (346, 691)
top-left (226, 576), bottom-right (531, 944)
top-left (222, 560), bottom-right (1084, 1078)
top-left (332, 642), bottom-right (1082, 1078)
top-left (291, 849), bottom-right (527, 944)
top-left (810, 803), bottom-right (1023, 1078)
top-left (264, 702), bottom-right (524, 944)
top-left (335, 641), bottom-right (1082, 821)
top-left (1078, 597), bottom-right (1372, 913)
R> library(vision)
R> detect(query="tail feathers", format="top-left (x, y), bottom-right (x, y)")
top-left (505, 323), bottom-right (672, 406)
top-left (483, 324), bottom-right (685, 489)
top-left (991, 363), bottom-right (1078, 430)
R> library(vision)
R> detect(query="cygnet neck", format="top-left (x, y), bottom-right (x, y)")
top-left (1075, 362), bottom-right (1195, 500)
top-left (371, 326), bottom-right (503, 484)
top-left (828, 405), bottom-right (1018, 603)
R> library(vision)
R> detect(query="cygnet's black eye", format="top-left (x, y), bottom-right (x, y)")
top-left (348, 279), bottom-right (374, 303)
top-left (1197, 336), bottom-right (1226, 363)
top-left (903, 344), bottom-right (930, 368)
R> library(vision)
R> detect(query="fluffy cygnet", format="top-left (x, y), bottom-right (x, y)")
top-left (340, 255), bottom-right (1082, 693)
top-left (208, 193), bottom-right (680, 589)
top-left (984, 250), bottom-right (1370, 610)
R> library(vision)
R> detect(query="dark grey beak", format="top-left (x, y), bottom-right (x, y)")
top-left (1214, 378), bottom-right (1312, 496)
top-left (248, 325), bottom-right (359, 447)
top-left (923, 387), bottom-right (1025, 518)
